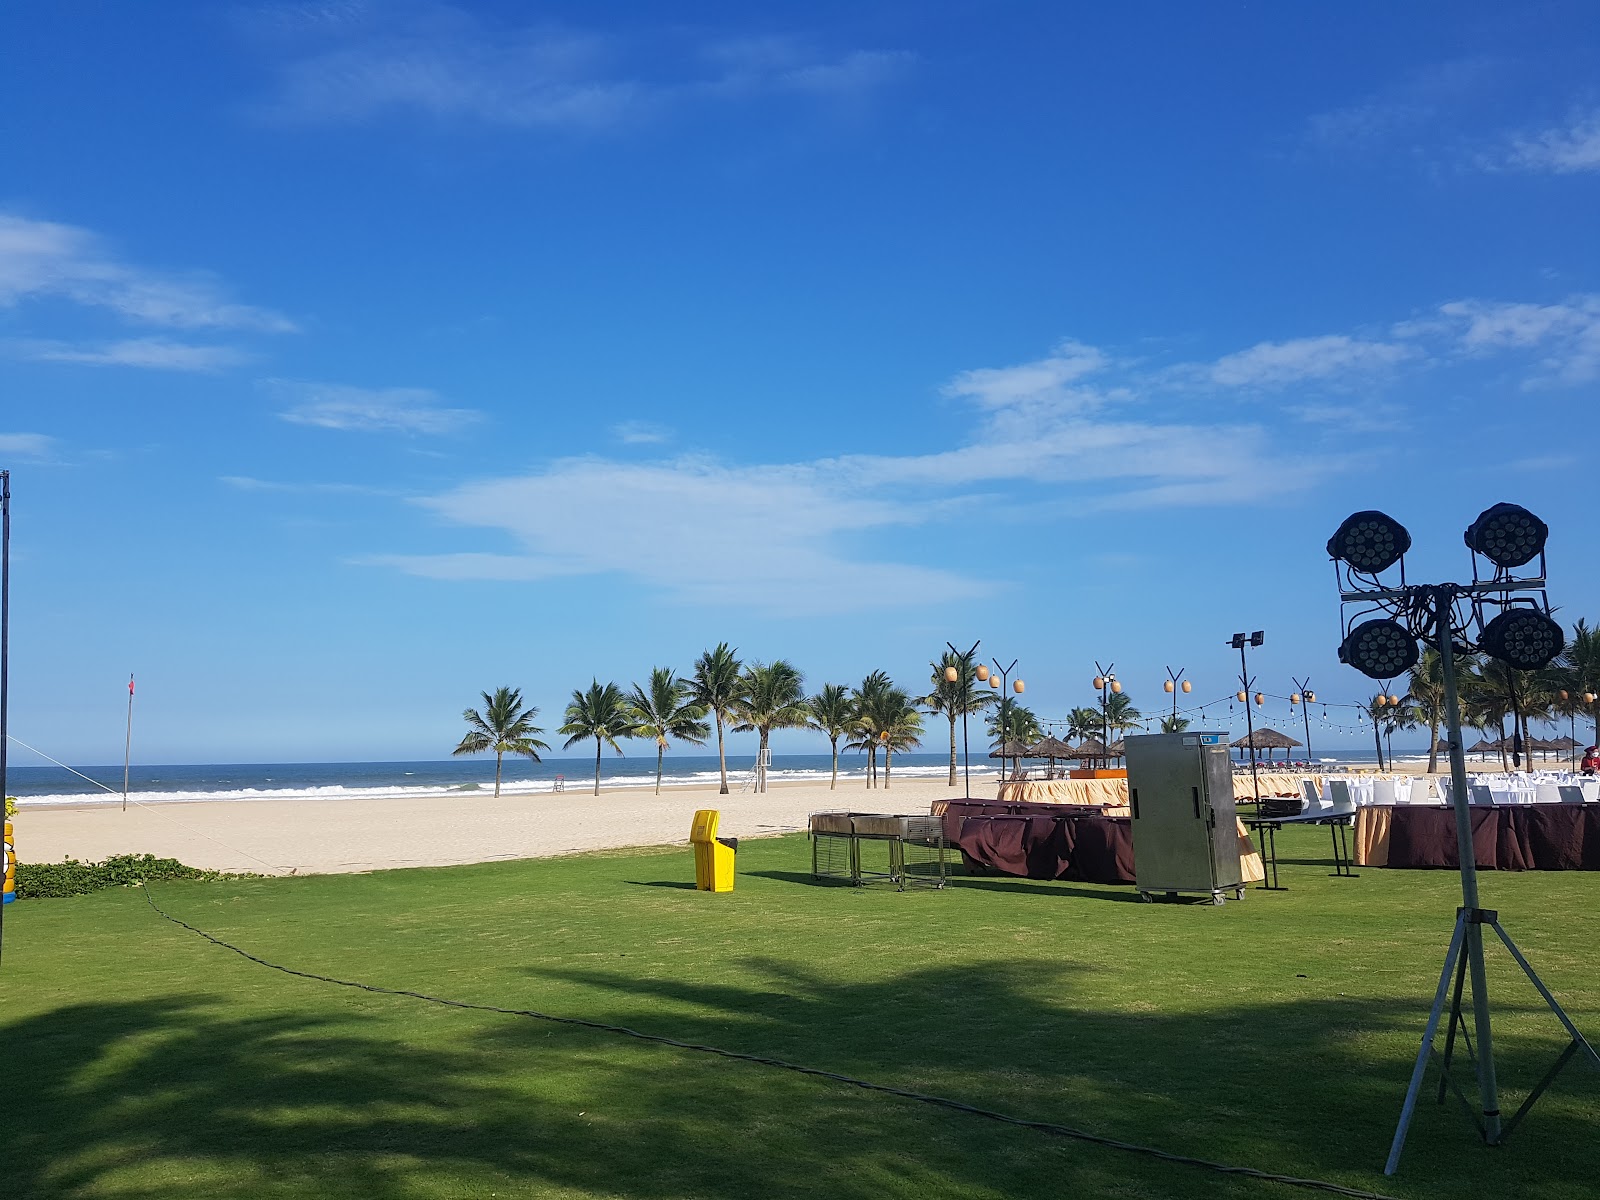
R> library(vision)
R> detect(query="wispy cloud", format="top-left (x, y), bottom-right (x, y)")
top-left (611, 420), bottom-right (672, 445)
top-left (221, 474), bottom-right (398, 496)
top-left (0, 213), bottom-right (296, 333)
top-left (7, 337), bottom-right (251, 371)
top-left (1303, 58), bottom-right (1499, 158)
top-left (247, 3), bottom-right (911, 129)
top-left (270, 380), bottom-right (482, 434)
top-left (1489, 108), bottom-right (1600, 174)
top-left (1399, 295), bottom-right (1600, 384)
top-left (1205, 336), bottom-right (1415, 388)
top-left (0, 432), bottom-right (57, 460)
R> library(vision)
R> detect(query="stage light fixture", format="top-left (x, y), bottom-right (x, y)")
top-left (1328, 510), bottom-right (1411, 574)
top-left (1465, 502), bottom-right (1548, 569)
top-left (1338, 617), bottom-right (1420, 679)
top-left (1479, 608), bottom-right (1564, 671)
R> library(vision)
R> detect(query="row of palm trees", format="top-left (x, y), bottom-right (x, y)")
top-left (453, 645), bottom-right (965, 797)
top-left (1370, 619), bottom-right (1600, 771)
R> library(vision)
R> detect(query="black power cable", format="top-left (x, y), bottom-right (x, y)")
top-left (141, 884), bottom-right (1397, 1200)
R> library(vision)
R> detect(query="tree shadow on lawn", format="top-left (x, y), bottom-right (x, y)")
top-left (743, 868), bottom-right (1153, 903)
top-left (10, 966), bottom-right (1597, 1200)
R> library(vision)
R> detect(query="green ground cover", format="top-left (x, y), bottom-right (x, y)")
top-left (2, 828), bottom-right (1597, 1200)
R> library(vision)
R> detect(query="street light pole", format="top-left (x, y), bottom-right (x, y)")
top-left (1291, 675), bottom-right (1316, 762)
top-left (1230, 632), bottom-right (1265, 806)
top-left (1092, 661), bottom-right (1116, 765)
top-left (946, 640), bottom-right (980, 799)
top-left (991, 658), bottom-right (1020, 779)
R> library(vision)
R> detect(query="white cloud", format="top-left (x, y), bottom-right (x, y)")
top-left (0, 433), bottom-right (56, 459)
top-left (1410, 296), bottom-right (1600, 384)
top-left (8, 337), bottom-right (250, 371)
top-left (1303, 58), bottom-right (1498, 156)
top-left (1496, 109), bottom-right (1600, 174)
top-left (1207, 336), bottom-right (1414, 388)
top-left (611, 420), bottom-right (672, 445)
top-left (271, 380), bottom-right (482, 434)
top-left (249, 4), bottom-right (910, 128)
top-left (382, 456), bottom-right (981, 614)
top-left (220, 475), bottom-right (396, 496)
top-left (0, 213), bottom-right (296, 333)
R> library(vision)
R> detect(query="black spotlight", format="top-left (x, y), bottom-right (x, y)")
top-left (1338, 618), bottom-right (1420, 680)
top-left (1480, 608), bottom-right (1565, 671)
top-left (1464, 503), bottom-right (1548, 569)
top-left (1328, 511), bottom-right (1411, 574)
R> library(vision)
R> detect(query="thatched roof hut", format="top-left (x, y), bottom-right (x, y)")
top-left (1070, 737), bottom-right (1111, 760)
top-left (988, 740), bottom-right (1032, 759)
top-left (1026, 735), bottom-right (1076, 760)
top-left (1231, 728), bottom-right (1303, 761)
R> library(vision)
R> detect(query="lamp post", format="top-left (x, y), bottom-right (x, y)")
top-left (1289, 677), bottom-right (1316, 764)
top-left (1326, 505), bottom-right (1598, 1173)
top-left (1162, 666), bottom-right (1189, 731)
top-left (990, 658), bottom-right (1022, 778)
top-left (945, 640), bottom-right (981, 798)
top-left (1229, 632), bottom-right (1265, 805)
top-left (1091, 662), bottom-right (1118, 765)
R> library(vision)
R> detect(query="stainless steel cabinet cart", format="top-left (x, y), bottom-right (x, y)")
top-left (1125, 732), bottom-right (1245, 904)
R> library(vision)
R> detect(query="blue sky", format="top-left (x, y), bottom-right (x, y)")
top-left (2, 1), bottom-right (1597, 764)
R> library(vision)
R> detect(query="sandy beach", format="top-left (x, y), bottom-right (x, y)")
top-left (12, 776), bottom-right (978, 876)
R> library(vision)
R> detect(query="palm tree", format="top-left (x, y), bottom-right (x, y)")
top-left (1558, 619), bottom-right (1600, 744)
top-left (627, 667), bottom-right (710, 794)
top-left (806, 684), bottom-right (854, 789)
top-left (1159, 713), bottom-right (1191, 733)
top-left (452, 686), bottom-right (550, 798)
top-left (987, 703), bottom-right (1042, 775)
top-left (1101, 692), bottom-right (1144, 741)
top-left (849, 670), bottom-right (893, 787)
top-left (559, 681), bottom-right (637, 796)
top-left (731, 660), bottom-right (807, 793)
top-left (1065, 706), bottom-right (1102, 744)
top-left (861, 684), bottom-right (922, 789)
top-left (924, 652), bottom-right (995, 786)
top-left (1408, 648), bottom-right (1451, 773)
top-left (1363, 695), bottom-right (1391, 769)
top-left (691, 643), bottom-right (743, 795)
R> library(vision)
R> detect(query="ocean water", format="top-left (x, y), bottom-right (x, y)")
top-left (6, 745), bottom-right (1429, 808)
top-left (3, 753), bottom-right (994, 807)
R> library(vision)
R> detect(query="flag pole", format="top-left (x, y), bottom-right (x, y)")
top-left (123, 674), bottom-right (134, 812)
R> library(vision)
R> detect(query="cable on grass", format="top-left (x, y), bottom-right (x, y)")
top-left (139, 884), bottom-right (1398, 1200)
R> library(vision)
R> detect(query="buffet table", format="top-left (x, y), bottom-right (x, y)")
top-left (1355, 804), bottom-right (1600, 870)
top-left (937, 799), bottom-right (1265, 885)
top-left (996, 774), bottom-right (1315, 806)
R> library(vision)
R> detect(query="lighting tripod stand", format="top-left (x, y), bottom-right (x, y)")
top-left (1327, 506), bottom-right (1600, 1175)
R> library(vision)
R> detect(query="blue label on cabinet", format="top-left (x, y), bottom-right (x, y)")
top-left (1199, 734), bottom-right (1222, 745)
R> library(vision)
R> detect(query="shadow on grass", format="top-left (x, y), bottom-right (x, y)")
top-left (623, 880), bottom-right (698, 890)
top-left (10, 964), bottom-right (1598, 1199)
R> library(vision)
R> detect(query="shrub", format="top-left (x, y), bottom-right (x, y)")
top-left (15, 854), bottom-right (253, 900)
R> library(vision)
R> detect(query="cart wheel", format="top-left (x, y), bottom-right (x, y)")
top-left (1212, 893), bottom-right (1226, 906)
top-left (1139, 891), bottom-right (1154, 903)
top-left (1235, 887), bottom-right (1246, 900)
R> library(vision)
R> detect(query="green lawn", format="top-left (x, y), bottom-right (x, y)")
top-left (3, 829), bottom-right (1597, 1200)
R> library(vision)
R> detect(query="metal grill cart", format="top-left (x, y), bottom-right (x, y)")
top-left (808, 813), bottom-right (948, 890)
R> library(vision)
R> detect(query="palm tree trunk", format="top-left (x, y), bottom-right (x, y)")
top-left (1373, 720), bottom-right (1385, 770)
top-left (947, 714), bottom-right (957, 787)
top-left (495, 751), bottom-right (503, 798)
top-left (759, 730), bottom-right (769, 794)
top-left (716, 712), bottom-right (728, 795)
top-left (885, 746), bottom-right (893, 789)
top-left (1498, 718), bottom-right (1511, 771)
top-left (829, 738), bottom-right (838, 789)
top-left (655, 743), bottom-right (664, 795)
top-left (593, 737), bottom-right (602, 796)
top-left (1427, 717), bottom-right (1440, 773)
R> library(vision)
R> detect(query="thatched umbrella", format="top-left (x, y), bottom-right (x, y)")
top-left (1070, 737), bottom-right (1112, 767)
top-left (1105, 739), bottom-right (1127, 763)
top-left (1466, 736), bottom-right (1500, 762)
top-left (1027, 735), bottom-right (1075, 775)
top-left (1548, 734), bottom-right (1581, 762)
top-left (989, 740), bottom-right (1032, 777)
top-left (1231, 728), bottom-right (1303, 763)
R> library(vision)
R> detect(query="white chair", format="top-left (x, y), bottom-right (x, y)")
top-left (1535, 783), bottom-right (1564, 805)
top-left (1327, 779), bottom-right (1356, 815)
top-left (1300, 779), bottom-right (1325, 813)
top-left (1469, 784), bottom-right (1496, 806)
top-left (1558, 785), bottom-right (1588, 805)
top-left (1372, 778), bottom-right (1399, 806)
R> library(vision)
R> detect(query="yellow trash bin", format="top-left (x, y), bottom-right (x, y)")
top-left (690, 809), bottom-right (736, 892)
